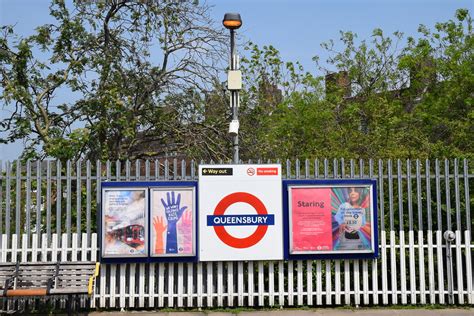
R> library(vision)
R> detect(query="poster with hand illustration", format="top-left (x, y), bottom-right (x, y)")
top-left (151, 188), bottom-right (195, 257)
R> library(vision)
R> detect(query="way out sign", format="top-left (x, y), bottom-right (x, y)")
top-left (199, 164), bottom-right (283, 261)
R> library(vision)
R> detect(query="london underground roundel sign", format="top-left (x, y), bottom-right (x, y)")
top-left (212, 192), bottom-right (270, 248)
top-left (199, 164), bottom-right (283, 261)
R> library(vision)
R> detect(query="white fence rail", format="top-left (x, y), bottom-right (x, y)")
top-left (0, 158), bottom-right (472, 308)
top-left (0, 232), bottom-right (472, 307)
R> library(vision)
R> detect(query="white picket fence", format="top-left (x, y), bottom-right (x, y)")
top-left (0, 231), bottom-right (472, 308)
top-left (0, 158), bottom-right (473, 308)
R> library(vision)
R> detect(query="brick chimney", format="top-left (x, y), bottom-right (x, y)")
top-left (409, 57), bottom-right (436, 94)
top-left (325, 71), bottom-right (351, 98)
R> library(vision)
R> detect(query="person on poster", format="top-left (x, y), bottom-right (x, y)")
top-left (334, 187), bottom-right (369, 250)
top-left (161, 191), bottom-right (187, 254)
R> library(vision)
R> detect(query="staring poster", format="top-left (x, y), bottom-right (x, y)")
top-left (102, 188), bottom-right (148, 258)
top-left (289, 184), bottom-right (375, 255)
top-left (150, 187), bottom-right (195, 257)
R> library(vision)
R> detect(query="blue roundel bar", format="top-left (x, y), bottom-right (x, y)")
top-left (207, 215), bottom-right (275, 226)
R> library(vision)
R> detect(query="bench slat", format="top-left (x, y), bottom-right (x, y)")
top-left (17, 268), bottom-right (51, 271)
top-left (16, 262), bottom-right (90, 266)
top-left (18, 273), bottom-right (54, 278)
top-left (58, 275), bottom-right (91, 281)
top-left (0, 269), bottom-right (15, 277)
top-left (16, 277), bottom-right (52, 283)
top-left (18, 269), bottom-right (56, 274)
top-left (49, 288), bottom-right (89, 295)
top-left (57, 281), bottom-right (90, 286)
top-left (6, 288), bottom-right (47, 297)
top-left (56, 265), bottom-right (97, 270)
top-left (57, 271), bottom-right (95, 277)
top-left (58, 264), bottom-right (96, 267)
top-left (18, 264), bottom-right (57, 268)
top-left (57, 283), bottom-right (89, 288)
top-left (16, 279), bottom-right (48, 286)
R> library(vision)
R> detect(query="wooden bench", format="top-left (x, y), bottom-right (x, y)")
top-left (0, 263), bottom-right (17, 299)
top-left (1, 262), bottom-right (99, 315)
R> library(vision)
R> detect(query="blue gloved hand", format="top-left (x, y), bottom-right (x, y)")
top-left (161, 191), bottom-right (187, 253)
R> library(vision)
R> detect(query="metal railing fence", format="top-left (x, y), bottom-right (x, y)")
top-left (0, 158), bottom-right (472, 307)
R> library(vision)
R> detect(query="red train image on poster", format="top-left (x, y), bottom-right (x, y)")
top-left (109, 224), bottom-right (145, 247)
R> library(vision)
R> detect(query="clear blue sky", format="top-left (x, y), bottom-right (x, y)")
top-left (0, 0), bottom-right (472, 161)
top-left (208, 0), bottom-right (472, 70)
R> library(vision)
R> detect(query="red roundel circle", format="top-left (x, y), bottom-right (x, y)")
top-left (213, 192), bottom-right (268, 248)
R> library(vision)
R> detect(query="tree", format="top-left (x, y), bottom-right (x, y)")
top-left (2, 3), bottom-right (471, 162)
top-left (1, 0), bottom-right (226, 161)
top-left (241, 9), bottom-right (473, 160)
top-left (237, 43), bottom-right (315, 160)
top-left (398, 9), bottom-right (473, 158)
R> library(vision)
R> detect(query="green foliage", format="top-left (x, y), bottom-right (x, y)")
top-left (236, 9), bottom-right (473, 161)
top-left (1, 0), bottom-right (225, 161)
top-left (0, 3), bottom-right (472, 162)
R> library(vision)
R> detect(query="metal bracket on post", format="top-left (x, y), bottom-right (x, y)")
top-left (443, 230), bottom-right (455, 304)
top-left (228, 120), bottom-right (239, 136)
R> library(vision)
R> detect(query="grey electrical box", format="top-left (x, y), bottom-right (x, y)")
top-left (227, 70), bottom-right (242, 90)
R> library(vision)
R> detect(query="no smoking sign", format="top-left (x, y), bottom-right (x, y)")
top-left (199, 164), bottom-right (283, 261)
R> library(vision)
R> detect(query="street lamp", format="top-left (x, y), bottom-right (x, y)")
top-left (223, 13), bottom-right (242, 164)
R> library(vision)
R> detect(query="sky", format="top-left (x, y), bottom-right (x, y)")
top-left (0, 0), bottom-right (472, 161)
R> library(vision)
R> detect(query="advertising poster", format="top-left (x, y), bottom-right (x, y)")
top-left (289, 183), bottom-right (376, 256)
top-left (199, 164), bottom-right (283, 261)
top-left (102, 188), bottom-right (148, 258)
top-left (151, 188), bottom-right (195, 257)
top-left (291, 187), bottom-right (333, 252)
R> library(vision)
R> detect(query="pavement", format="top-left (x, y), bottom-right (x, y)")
top-left (88, 308), bottom-right (474, 316)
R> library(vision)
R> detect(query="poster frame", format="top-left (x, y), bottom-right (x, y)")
top-left (149, 185), bottom-right (197, 259)
top-left (283, 179), bottom-right (378, 260)
top-left (100, 181), bottom-right (198, 264)
top-left (100, 186), bottom-right (149, 260)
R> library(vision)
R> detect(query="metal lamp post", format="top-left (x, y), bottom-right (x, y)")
top-left (223, 13), bottom-right (242, 164)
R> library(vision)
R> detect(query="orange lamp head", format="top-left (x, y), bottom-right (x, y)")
top-left (223, 13), bottom-right (242, 30)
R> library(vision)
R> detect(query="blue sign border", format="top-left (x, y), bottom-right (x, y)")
top-left (283, 179), bottom-right (379, 260)
top-left (100, 181), bottom-right (199, 264)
